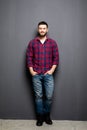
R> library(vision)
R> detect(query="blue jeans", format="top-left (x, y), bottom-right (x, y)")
top-left (32, 74), bottom-right (54, 115)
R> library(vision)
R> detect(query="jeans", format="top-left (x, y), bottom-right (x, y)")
top-left (32, 74), bottom-right (54, 115)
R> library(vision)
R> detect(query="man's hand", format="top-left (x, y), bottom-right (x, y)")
top-left (44, 65), bottom-right (57, 75)
top-left (31, 71), bottom-right (37, 76)
top-left (44, 70), bottom-right (53, 75)
top-left (29, 67), bottom-right (37, 76)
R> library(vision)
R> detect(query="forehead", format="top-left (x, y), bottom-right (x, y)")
top-left (38, 24), bottom-right (47, 28)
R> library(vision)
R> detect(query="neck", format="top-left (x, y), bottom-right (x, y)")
top-left (39, 36), bottom-right (47, 40)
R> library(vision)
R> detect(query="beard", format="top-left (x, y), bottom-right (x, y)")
top-left (38, 32), bottom-right (47, 38)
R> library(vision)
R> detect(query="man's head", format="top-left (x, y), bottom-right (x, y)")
top-left (37, 21), bottom-right (48, 37)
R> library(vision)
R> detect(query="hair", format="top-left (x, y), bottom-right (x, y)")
top-left (38, 21), bottom-right (48, 28)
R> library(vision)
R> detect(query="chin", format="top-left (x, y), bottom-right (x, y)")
top-left (39, 33), bottom-right (47, 37)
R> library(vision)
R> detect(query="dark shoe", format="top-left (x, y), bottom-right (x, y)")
top-left (36, 114), bottom-right (43, 126)
top-left (44, 113), bottom-right (53, 125)
top-left (36, 120), bottom-right (43, 126)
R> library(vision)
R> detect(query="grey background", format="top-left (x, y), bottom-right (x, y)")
top-left (0, 0), bottom-right (87, 120)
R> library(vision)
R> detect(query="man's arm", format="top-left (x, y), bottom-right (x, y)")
top-left (45, 65), bottom-right (57, 75)
top-left (45, 41), bottom-right (59, 75)
top-left (27, 41), bottom-right (36, 76)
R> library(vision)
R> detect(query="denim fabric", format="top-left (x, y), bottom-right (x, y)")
top-left (32, 74), bottom-right (54, 114)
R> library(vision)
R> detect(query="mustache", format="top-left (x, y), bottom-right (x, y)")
top-left (41, 31), bottom-right (45, 33)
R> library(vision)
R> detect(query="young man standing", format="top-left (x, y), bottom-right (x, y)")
top-left (27, 21), bottom-right (59, 126)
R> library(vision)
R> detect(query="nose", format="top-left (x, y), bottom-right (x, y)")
top-left (41, 28), bottom-right (44, 31)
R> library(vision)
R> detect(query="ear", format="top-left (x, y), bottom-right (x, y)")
top-left (47, 28), bottom-right (48, 32)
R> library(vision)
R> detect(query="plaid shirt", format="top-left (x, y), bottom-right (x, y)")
top-left (26, 37), bottom-right (59, 74)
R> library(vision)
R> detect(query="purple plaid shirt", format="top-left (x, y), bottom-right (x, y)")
top-left (26, 37), bottom-right (59, 74)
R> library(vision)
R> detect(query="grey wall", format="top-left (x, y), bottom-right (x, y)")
top-left (0, 0), bottom-right (87, 120)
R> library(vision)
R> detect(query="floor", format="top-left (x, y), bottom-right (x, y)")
top-left (0, 119), bottom-right (87, 130)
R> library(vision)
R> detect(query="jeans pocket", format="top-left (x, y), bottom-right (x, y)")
top-left (32, 74), bottom-right (38, 77)
top-left (46, 73), bottom-right (52, 76)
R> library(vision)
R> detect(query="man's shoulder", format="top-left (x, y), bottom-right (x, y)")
top-left (47, 37), bottom-right (57, 44)
top-left (28, 38), bottom-right (38, 45)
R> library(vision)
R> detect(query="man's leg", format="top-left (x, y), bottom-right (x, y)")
top-left (43, 74), bottom-right (54, 124)
top-left (32, 74), bottom-right (44, 126)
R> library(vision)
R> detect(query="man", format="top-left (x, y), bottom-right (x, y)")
top-left (26, 21), bottom-right (59, 126)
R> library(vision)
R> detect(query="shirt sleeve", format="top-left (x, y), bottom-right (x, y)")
top-left (52, 41), bottom-right (59, 66)
top-left (26, 41), bottom-right (33, 68)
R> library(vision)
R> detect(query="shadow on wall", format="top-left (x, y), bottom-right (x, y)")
top-left (24, 53), bottom-right (37, 119)
top-left (24, 30), bottom-right (38, 118)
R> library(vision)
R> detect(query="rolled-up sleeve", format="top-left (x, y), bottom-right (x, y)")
top-left (52, 42), bottom-right (59, 66)
top-left (26, 41), bottom-right (33, 68)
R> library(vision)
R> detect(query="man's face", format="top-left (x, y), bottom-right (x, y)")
top-left (38, 24), bottom-right (48, 37)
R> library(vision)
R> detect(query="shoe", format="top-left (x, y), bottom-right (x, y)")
top-left (44, 113), bottom-right (53, 125)
top-left (36, 120), bottom-right (43, 126)
top-left (36, 114), bottom-right (43, 126)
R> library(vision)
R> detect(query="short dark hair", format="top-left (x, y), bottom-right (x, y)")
top-left (38, 21), bottom-right (48, 28)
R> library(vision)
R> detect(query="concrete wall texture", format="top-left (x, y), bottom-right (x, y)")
top-left (0, 0), bottom-right (87, 120)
